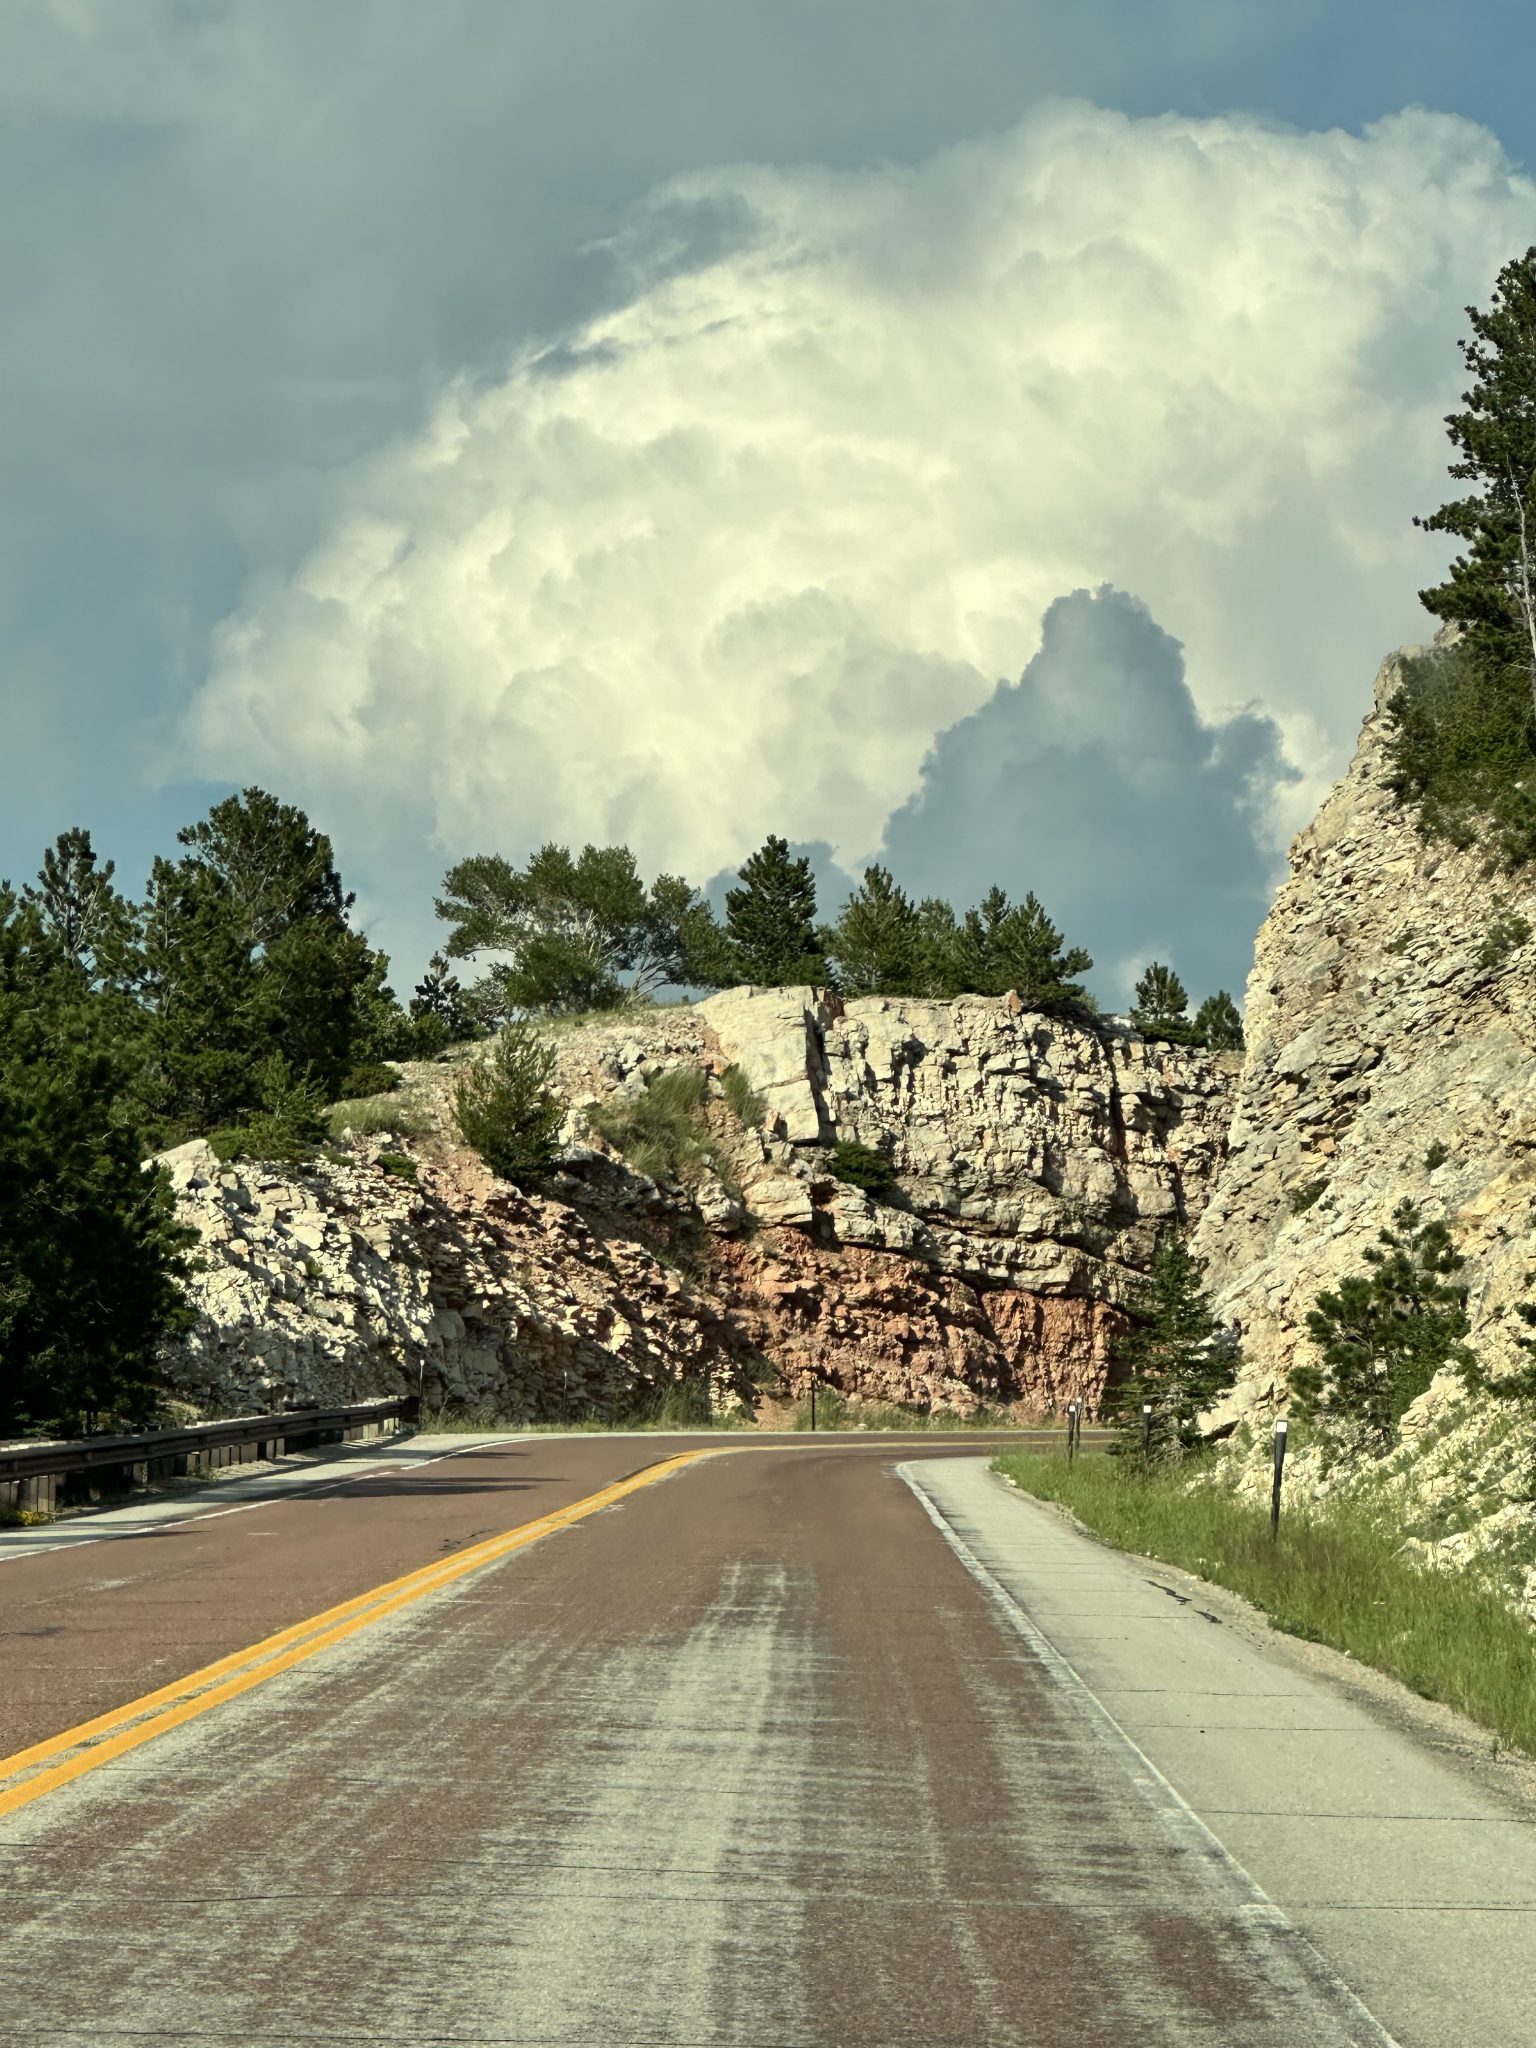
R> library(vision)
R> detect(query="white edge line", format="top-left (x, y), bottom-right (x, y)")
top-left (897, 1459), bottom-right (1404, 2048)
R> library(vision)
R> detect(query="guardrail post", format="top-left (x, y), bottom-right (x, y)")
top-left (1271, 1417), bottom-right (1288, 1538)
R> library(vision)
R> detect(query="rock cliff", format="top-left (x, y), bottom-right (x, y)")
top-left (160, 990), bottom-right (1236, 1422)
top-left (1193, 642), bottom-right (1536, 1602)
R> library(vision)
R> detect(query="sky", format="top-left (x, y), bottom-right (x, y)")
top-left (5, 1), bottom-right (1536, 1010)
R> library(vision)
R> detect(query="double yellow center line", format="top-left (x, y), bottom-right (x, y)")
top-left (0, 1446), bottom-right (733, 1823)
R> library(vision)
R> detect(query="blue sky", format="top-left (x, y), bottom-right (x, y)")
top-left (4, 2), bottom-right (1535, 1007)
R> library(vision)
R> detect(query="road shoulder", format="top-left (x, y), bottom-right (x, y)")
top-left (904, 1455), bottom-right (1536, 2048)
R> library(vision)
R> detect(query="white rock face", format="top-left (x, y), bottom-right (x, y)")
top-left (1192, 642), bottom-right (1536, 1608)
top-left (157, 990), bottom-right (1236, 1424)
top-left (699, 986), bottom-right (1236, 1301)
top-left (161, 1138), bottom-right (755, 1419)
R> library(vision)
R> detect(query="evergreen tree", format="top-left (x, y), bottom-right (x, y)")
top-left (22, 828), bottom-right (136, 991)
top-left (452, 1024), bottom-right (565, 1187)
top-left (914, 897), bottom-right (964, 998)
top-left (0, 891), bottom-right (192, 1438)
top-left (437, 843), bottom-right (723, 1012)
top-left (823, 866), bottom-right (923, 996)
top-left (1132, 962), bottom-right (1189, 1034)
top-left (133, 789), bottom-right (376, 1141)
top-left (1290, 1200), bottom-right (1475, 1450)
top-left (1193, 990), bottom-right (1245, 1051)
top-left (1111, 1236), bottom-right (1239, 1460)
top-left (724, 836), bottom-right (825, 986)
top-left (952, 887), bottom-right (1092, 1011)
top-left (1416, 247), bottom-right (1536, 722)
top-left (408, 950), bottom-right (479, 1054)
top-left (1389, 248), bottom-right (1536, 860)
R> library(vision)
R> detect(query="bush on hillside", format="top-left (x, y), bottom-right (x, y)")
top-left (452, 1024), bottom-right (564, 1188)
top-left (827, 1139), bottom-right (900, 1200)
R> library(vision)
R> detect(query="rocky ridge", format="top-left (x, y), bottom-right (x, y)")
top-left (1193, 643), bottom-right (1536, 1604)
top-left (160, 989), bottom-right (1236, 1422)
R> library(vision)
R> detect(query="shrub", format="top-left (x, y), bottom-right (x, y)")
top-left (452, 1024), bottom-right (564, 1188)
top-left (208, 1055), bottom-right (328, 1165)
top-left (1289, 1177), bottom-right (1329, 1216)
top-left (1424, 1140), bottom-right (1450, 1171)
top-left (376, 1151), bottom-right (418, 1181)
top-left (827, 1139), bottom-right (899, 1199)
top-left (1475, 909), bottom-right (1531, 972)
top-left (720, 1063), bottom-right (766, 1129)
top-left (338, 1060), bottom-right (399, 1099)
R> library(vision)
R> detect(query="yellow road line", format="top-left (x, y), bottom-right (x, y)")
top-left (0, 1446), bottom-right (736, 1822)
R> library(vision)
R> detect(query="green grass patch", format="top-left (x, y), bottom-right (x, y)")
top-left (328, 1095), bottom-right (416, 1141)
top-left (789, 1387), bottom-right (1031, 1432)
top-left (588, 1067), bottom-right (736, 1191)
top-left (994, 1448), bottom-right (1536, 1758)
top-left (720, 1063), bottom-right (766, 1130)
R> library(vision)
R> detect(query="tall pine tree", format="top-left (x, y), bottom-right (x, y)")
top-left (823, 865), bottom-right (922, 996)
top-left (1111, 1236), bottom-right (1239, 1460)
top-left (1390, 247), bottom-right (1536, 859)
top-left (724, 837), bottom-right (825, 986)
top-left (0, 890), bottom-right (192, 1437)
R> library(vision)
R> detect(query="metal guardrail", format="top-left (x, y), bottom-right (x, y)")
top-left (0, 1396), bottom-right (417, 1502)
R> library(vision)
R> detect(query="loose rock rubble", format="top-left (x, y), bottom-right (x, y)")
top-left (161, 1138), bottom-right (758, 1420)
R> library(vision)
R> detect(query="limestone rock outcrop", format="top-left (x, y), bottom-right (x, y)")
top-left (160, 1138), bottom-right (756, 1420)
top-left (159, 988), bottom-right (1237, 1422)
top-left (1195, 645), bottom-right (1536, 1400)
top-left (1192, 642), bottom-right (1536, 1606)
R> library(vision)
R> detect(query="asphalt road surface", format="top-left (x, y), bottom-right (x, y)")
top-left (2, 1434), bottom-right (1533, 2046)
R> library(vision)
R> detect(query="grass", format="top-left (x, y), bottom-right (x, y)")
top-left (328, 1095), bottom-right (416, 1141)
top-left (995, 1447), bottom-right (1536, 1759)
top-left (414, 1386), bottom-right (757, 1434)
top-left (720, 1063), bottom-right (766, 1130)
top-left (788, 1387), bottom-right (1039, 1432)
top-left (588, 1068), bottom-right (733, 1190)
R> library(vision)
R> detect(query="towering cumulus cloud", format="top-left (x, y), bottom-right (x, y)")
top-left (185, 101), bottom-right (1536, 967)
top-left (884, 587), bottom-right (1295, 1007)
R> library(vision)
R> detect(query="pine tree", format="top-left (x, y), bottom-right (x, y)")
top-left (22, 828), bottom-right (136, 991)
top-left (914, 897), bottom-right (964, 998)
top-left (1132, 961), bottom-right (1191, 1038)
top-left (724, 837), bottom-right (825, 986)
top-left (453, 1024), bottom-right (565, 1188)
top-left (133, 789), bottom-right (376, 1141)
top-left (823, 865), bottom-right (922, 996)
top-left (952, 887), bottom-right (1092, 1011)
top-left (0, 891), bottom-right (192, 1438)
top-left (1110, 1236), bottom-right (1239, 1460)
top-left (1290, 1200), bottom-right (1475, 1451)
top-left (409, 951), bottom-right (478, 1054)
top-left (1389, 248), bottom-right (1536, 861)
top-left (1416, 247), bottom-right (1536, 723)
top-left (1193, 990), bottom-right (1244, 1051)
top-left (436, 843), bottom-right (723, 1010)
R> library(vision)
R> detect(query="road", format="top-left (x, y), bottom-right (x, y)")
top-left (2, 1434), bottom-right (1533, 2046)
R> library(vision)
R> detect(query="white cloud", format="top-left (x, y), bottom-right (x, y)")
top-left (184, 99), bottom-right (1536, 902)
